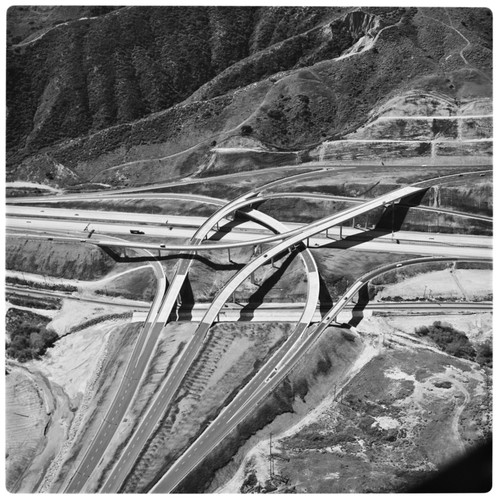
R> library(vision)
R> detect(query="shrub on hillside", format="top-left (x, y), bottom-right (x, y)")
top-left (6, 319), bottom-right (58, 362)
top-left (475, 340), bottom-right (492, 368)
top-left (414, 321), bottom-right (476, 361)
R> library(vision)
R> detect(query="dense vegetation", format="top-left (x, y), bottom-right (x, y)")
top-left (6, 309), bottom-right (58, 362)
top-left (415, 321), bottom-right (476, 361)
top-left (475, 340), bottom-right (492, 368)
top-left (6, 293), bottom-right (62, 310)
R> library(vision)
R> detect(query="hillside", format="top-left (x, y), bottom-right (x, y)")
top-left (6, 6), bottom-right (492, 188)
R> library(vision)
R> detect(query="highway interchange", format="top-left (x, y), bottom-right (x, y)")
top-left (5, 166), bottom-right (493, 493)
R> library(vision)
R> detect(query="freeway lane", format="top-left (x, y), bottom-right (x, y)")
top-left (99, 204), bottom-right (320, 492)
top-left (61, 234), bottom-right (167, 493)
top-left (140, 186), bottom-right (427, 491)
top-left (6, 285), bottom-right (492, 324)
top-left (7, 169), bottom-right (491, 492)
top-left (65, 191), bottom-right (258, 491)
top-left (149, 256), bottom-right (491, 493)
top-left (6, 217), bottom-right (493, 259)
top-left (8, 189), bottom-right (492, 227)
top-left (71, 170), bottom-right (328, 492)
top-left (7, 203), bottom-right (493, 238)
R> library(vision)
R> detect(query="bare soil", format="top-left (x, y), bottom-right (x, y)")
top-left (5, 364), bottom-right (54, 493)
top-left (214, 312), bottom-right (491, 494)
top-left (120, 322), bottom-right (291, 493)
top-left (5, 316), bottom-right (135, 493)
top-left (37, 321), bottom-right (140, 493)
top-left (5, 237), bottom-right (116, 280)
top-left (376, 268), bottom-right (492, 301)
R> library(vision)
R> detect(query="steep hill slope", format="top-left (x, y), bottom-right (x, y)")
top-left (6, 7), bottom-right (492, 188)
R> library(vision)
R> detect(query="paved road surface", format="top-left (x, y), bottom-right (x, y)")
top-left (5, 170), bottom-right (491, 493)
top-left (99, 203), bottom-right (320, 492)
top-left (149, 256), bottom-right (491, 493)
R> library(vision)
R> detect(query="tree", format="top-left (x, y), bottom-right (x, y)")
top-left (240, 125), bottom-right (253, 136)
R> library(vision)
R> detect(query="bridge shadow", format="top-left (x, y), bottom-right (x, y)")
top-left (318, 188), bottom-right (429, 251)
top-left (321, 189), bottom-right (429, 325)
top-left (347, 282), bottom-right (370, 328)
top-left (237, 248), bottom-right (299, 321)
top-left (100, 246), bottom-right (244, 271)
top-left (318, 273), bottom-right (334, 316)
top-left (176, 276), bottom-right (195, 321)
top-left (374, 189), bottom-right (428, 232)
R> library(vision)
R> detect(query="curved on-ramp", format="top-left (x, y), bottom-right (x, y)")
top-left (68, 171), bottom-right (324, 492)
top-left (99, 191), bottom-right (320, 492)
top-left (149, 255), bottom-right (491, 493)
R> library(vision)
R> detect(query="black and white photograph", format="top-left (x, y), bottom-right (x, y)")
top-left (4, 2), bottom-right (494, 494)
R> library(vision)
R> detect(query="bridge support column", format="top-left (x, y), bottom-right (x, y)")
top-left (339, 225), bottom-right (343, 239)
top-left (228, 248), bottom-right (232, 263)
top-left (123, 248), bottom-right (127, 258)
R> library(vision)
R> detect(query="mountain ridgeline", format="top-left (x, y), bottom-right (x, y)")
top-left (6, 6), bottom-right (492, 188)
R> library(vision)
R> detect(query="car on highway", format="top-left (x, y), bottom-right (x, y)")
top-left (130, 229), bottom-right (145, 234)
